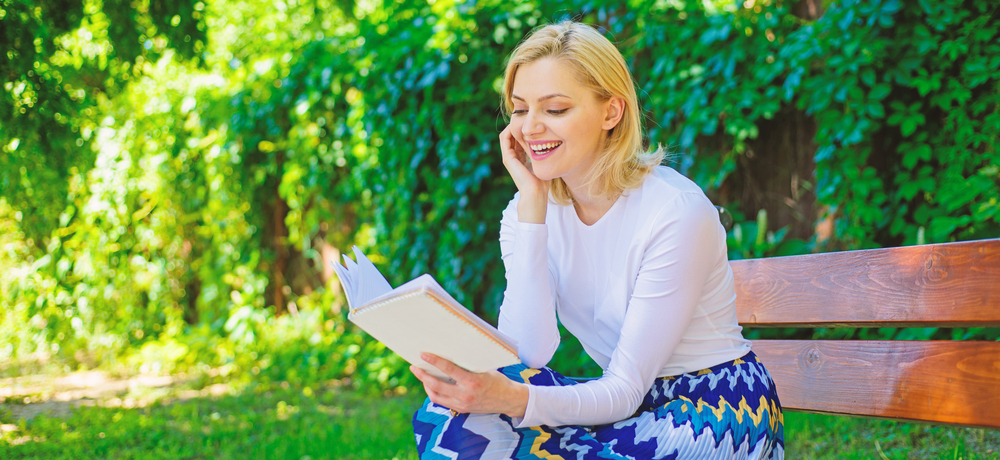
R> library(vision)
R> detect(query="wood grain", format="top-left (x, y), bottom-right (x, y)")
top-left (732, 239), bottom-right (1000, 327)
top-left (753, 340), bottom-right (1000, 428)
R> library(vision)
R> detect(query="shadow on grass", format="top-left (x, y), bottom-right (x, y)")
top-left (1, 382), bottom-right (424, 460)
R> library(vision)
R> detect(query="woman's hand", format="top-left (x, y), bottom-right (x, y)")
top-left (411, 353), bottom-right (528, 418)
top-left (499, 125), bottom-right (548, 224)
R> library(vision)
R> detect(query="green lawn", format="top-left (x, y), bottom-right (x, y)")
top-left (785, 412), bottom-right (999, 460)
top-left (2, 381), bottom-right (998, 459)
top-left (0, 382), bottom-right (423, 460)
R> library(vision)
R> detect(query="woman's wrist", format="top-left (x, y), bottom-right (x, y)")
top-left (503, 381), bottom-right (529, 418)
top-left (517, 190), bottom-right (547, 224)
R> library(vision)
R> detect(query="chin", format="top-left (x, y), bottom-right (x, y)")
top-left (530, 167), bottom-right (560, 182)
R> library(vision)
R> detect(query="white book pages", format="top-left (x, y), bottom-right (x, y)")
top-left (330, 258), bottom-right (355, 310)
top-left (351, 246), bottom-right (392, 306)
top-left (364, 274), bottom-right (519, 349)
top-left (331, 246), bottom-right (519, 382)
top-left (330, 247), bottom-right (393, 309)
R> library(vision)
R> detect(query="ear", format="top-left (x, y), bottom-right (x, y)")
top-left (602, 96), bottom-right (625, 131)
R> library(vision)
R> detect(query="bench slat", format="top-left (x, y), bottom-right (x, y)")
top-left (732, 239), bottom-right (1000, 327)
top-left (752, 339), bottom-right (1000, 428)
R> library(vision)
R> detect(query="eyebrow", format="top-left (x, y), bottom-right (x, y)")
top-left (511, 93), bottom-right (571, 102)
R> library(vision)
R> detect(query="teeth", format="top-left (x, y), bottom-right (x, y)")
top-left (531, 142), bottom-right (562, 153)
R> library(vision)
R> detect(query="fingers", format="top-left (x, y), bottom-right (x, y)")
top-left (410, 364), bottom-right (465, 412)
top-left (499, 126), bottom-right (517, 166)
top-left (420, 353), bottom-right (470, 381)
top-left (499, 126), bottom-right (545, 197)
top-left (411, 365), bottom-right (446, 400)
top-left (499, 126), bottom-right (526, 165)
top-left (509, 128), bottom-right (527, 163)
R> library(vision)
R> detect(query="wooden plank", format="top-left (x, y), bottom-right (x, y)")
top-left (732, 239), bottom-right (1000, 327)
top-left (752, 340), bottom-right (1000, 428)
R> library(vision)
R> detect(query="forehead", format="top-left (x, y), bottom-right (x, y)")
top-left (511, 57), bottom-right (588, 101)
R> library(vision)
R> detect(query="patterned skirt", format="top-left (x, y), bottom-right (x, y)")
top-left (412, 351), bottom-right (783, 459)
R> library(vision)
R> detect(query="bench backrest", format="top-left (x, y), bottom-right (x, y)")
top-left (731, 238), bottom-right (1000, 428)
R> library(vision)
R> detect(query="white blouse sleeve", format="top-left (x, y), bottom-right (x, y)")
top-left (496, 195), bottom-right (560, 369)
top-left (517, 192), bottom-right (723, 428)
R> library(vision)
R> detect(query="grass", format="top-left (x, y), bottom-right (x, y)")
top-left (2, 379), bottom-right (999, 459)
top-left (785, 412), bottom-right (1000, 460)
top-left (1, 381), bottom-right (424, 460)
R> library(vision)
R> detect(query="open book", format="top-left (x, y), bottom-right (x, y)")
top-left (331, 246), bottom-right (520, 382)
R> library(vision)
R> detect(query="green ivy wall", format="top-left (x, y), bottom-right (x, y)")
top-left (1, 0), bottom-right (998, 385)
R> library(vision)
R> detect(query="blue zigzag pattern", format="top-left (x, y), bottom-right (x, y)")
top-left (413, 351), bottom-right (784, 459)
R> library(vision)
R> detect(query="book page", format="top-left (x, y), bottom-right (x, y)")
top-left (334, 246), bottom-right (520, 381)
top-left (330, 256), bottom-right (356, 310)
top-left (351, 246), bottom-right (392, 306)
top-left (330, 246), bottom-right (393, 310)
top-left (365, 274), bottom-right (518, 349)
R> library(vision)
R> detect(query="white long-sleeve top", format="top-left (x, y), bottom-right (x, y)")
top-left (497, 166), bottom-right (751, 428)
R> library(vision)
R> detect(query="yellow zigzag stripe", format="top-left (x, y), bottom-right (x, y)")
top-left (667, 394), bottom-right (784, 432)
top-left (529, 428), bottom-right (566, 460)
top-left (520, 368), bottom-right (542, 382)
top-left (685, 395), bottom-right (783, 430)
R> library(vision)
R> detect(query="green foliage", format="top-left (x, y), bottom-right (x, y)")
top-left (726, 208), bottom-right (811, 259)
top-left (635, 0), bottom-right (1000, 249)
top-left (779, 0), bottom-right (1000, 248)
top-left (1, 0), bottom-right (999, 390)
top-left (0, 0), bottom-right (207, 242)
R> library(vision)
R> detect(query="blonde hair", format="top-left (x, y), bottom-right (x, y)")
top-left (501, 21), bottom-right (664, 205)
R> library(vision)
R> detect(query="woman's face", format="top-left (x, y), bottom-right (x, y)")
top-left (508, 57), bottom-right (622, 189)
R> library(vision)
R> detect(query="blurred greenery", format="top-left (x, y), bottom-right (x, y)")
top-left (1, 1), bottom-right (999, 455)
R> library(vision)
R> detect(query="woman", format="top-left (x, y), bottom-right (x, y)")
top-left (410, 21), bottom-right (783, 459)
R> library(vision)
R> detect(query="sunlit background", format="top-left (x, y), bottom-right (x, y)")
top-left (2, 0), bottom-right (999, 457)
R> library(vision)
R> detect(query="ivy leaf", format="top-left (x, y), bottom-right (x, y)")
top-left (928, 216), bottom-right (972, 242)
top-left (838, 9), bottom-right (856, 31)
top-left (900, 180), bottom-right (921, 200)
top-left (861, 68), bottom-right (876, 87)
top-left (869, 83), bottom-right (891, 100)
top-left (866, 101), bottom-right (885, 118)
top-left (901, 118), bottom-right (919, 137)
top-left (782, 67), bottom-right (805, 101)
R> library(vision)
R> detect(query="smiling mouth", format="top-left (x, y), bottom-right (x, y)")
top-left (530, 141), bottom-right (562, 156)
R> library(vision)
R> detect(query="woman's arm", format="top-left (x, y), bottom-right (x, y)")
top-left (495, 124), bottom-right (561, 368)
top-left (517, 192), bottom-right (723, 427)
top-left (409, 126), bottom-right (558, 418)
top-left (499, 124), bottom-right (548, 224)
top-left (412, 192), bottom-right (722, 424)
top-left (497, 197), bottom-right (560, 368)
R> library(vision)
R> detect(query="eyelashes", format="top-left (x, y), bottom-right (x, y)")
top-left (511, 109), bottom-right (569, 116)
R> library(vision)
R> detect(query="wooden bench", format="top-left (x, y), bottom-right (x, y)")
top-left (731, 238), bottom-right (1000, 428)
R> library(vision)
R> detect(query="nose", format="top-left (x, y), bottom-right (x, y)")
top-left (521, 111), bottom-right (544, 138)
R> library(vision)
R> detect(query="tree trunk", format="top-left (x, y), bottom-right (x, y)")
top-left (270, 191), bottom-right (289, 316)
top-left (731, 106), bottom-right (818, 241)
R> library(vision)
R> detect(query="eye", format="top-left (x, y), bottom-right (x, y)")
top-left (548, 109), bottom-right (569, 115)
top-left (512, 109), bottom-right (527, 115)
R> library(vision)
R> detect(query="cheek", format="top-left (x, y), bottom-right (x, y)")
top-left (509, 119), bottom-right (526, 140)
